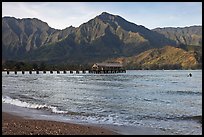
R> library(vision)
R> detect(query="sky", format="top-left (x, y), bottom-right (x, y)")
top-left (2, 2), bottom-right (202, 30)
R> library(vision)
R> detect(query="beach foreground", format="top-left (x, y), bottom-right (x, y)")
top-left (2, 112), bottom-right (119, 135)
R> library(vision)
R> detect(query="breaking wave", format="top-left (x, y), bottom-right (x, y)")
top-left (2, 96), bottom-right (67, 114)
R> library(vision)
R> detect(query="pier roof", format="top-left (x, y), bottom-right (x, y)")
top-left (93, 63), bottom-right (123, 67)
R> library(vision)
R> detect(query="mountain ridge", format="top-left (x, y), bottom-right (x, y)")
top-left (152, 26), bottom-right (202, 46)
top-left (2, 12), bottom-right (202, 69)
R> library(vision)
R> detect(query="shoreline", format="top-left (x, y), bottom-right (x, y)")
top-left (2, 103), bottom-right (164, 135)
top-left (2, 69), bottom-right (202, 135)
top-left (2, 112), bottom-right (119, 135)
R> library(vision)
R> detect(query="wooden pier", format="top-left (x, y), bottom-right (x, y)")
top-left (3, 63), bottom-right (126, 75)
top-left (91, 63), bottom-right (126, 74)
top-left (3, 69), bottom-right (126, 75)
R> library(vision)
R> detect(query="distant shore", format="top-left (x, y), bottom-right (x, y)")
top-left (2, 112), bottom-right (119, 135)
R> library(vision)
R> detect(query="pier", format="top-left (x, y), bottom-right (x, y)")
top-left (3, 63), bottom-right (126, 75)
top-left (91, 63), bottom-right (126, 74)
top-left (3, 69), bottom-right (126, 75)
top-left (3, 70), bottom-right (88, 74)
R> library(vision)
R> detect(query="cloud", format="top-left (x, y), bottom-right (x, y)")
top-left (2, 2), bottom-right (98, 29)
top-left (2, 2), bottom-right (202, 30)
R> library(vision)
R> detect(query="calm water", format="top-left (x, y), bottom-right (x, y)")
top-left (2, 70), bottom-right (202, 135)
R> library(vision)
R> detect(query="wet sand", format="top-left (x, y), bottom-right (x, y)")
top-left (2, 112), bottom-right (119, 135)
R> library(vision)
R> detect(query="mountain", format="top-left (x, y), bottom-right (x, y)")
top-left (2, 12), bottom-right (202, 69)
top-left (2, 12), bottom-right (177, 64)
top-left (152, 26), bottom-right (202, 46)
top-left (152, 26), bottom-right (202, 65)
top-left (107, 46), bottom-right (200, 69)
top-left (2, 16), bottom-right (75, 60)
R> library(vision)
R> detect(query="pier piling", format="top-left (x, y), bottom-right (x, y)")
top-left (3, 68), bottom-right (126, 75)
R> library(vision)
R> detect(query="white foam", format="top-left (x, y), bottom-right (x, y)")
top-left (2, 96), bottom-right (68, 114)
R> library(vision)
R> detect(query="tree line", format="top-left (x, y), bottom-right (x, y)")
top-left (2, 60), bottom-right (201, 71)
top-left (124, 63), bottom-right (202, 70)
top-left (2, 61), bottom-right (92, 71)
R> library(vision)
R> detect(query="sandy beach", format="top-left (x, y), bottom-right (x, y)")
top-left (2, 112), bottom-right (119, 135)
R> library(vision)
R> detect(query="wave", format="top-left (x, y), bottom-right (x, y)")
top-left (137, 114), bottom-right (202, 124)
top-left (166, 90), bottom-right (202, 95)
top-left (2, 96), bottom-right (105, 118)
top-left (2, 96), bottom-right (68, 114)
top-left (143, 98), bottom-right (171, 104)
top-left (178, 115), bottom-right (202, 124)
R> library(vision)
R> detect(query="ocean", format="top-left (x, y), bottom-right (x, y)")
top-left (2, 70), bottom-right (202, 135)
